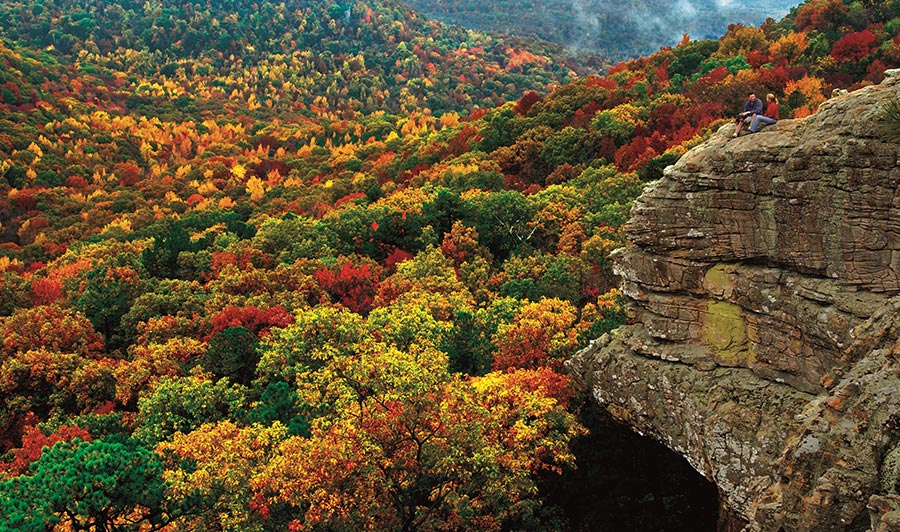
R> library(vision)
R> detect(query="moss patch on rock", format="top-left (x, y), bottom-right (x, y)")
top-left (701, 300), bottom-right (756, 366)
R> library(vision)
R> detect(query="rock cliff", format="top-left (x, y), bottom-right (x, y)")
top-left (568, 71), bottom-right (900, 531)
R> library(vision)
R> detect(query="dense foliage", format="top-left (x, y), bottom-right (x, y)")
top-left (0, 0), bottom-right (582, 115)
top-left (2, 0), bottom-right (900, 530)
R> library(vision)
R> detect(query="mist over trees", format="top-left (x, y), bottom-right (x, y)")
top-left (402, 0), bottom-right (797, 59)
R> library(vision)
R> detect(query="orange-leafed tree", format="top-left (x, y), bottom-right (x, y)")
top-left (491, 298), bottom-right (580, 372)
top-left (0, 304), bottom-right (105, 358)
top-left (0, 348), bottom-right (118, 451)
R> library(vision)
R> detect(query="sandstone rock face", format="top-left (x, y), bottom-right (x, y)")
top-left (569, 71), bottom-right (900, 531)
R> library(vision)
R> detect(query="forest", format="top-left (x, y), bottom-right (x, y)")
top-left (2, 0), bottom-right (900, 530)
top-left (401, 0), bottom-right (798, 59)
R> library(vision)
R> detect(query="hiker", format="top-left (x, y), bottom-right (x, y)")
top-left (749, 93), bottom-right (779, 133)
top-left (732, 92), bottom-right (763, 138)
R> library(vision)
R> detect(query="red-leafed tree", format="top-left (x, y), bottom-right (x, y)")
top-left (29, 278), bottom-right (63, 306)
top-left (831, 30), bottom-right (877, 62)
top-left (314, 260), bottom-right (382, 314)
top-left (206, 305), bottom-right (295, 341)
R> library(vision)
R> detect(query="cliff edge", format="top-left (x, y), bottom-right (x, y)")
top-left (569, 71), bottom-right (900, 531)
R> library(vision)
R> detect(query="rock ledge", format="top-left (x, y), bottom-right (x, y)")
top-left (569, 73), bottom-right (900, 531)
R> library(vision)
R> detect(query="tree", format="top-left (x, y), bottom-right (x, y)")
top-left (0, 423), bottom-right (92, 477)
top-left (470, 190), bottom-right (538, 260)
top-left (830, 29), bottom-right (877, 62)
top-left (769, 32), bottom-right (809, 65)
top-left (73, 266), bottom-right (145, 352)
top-left (1, 304), bottom-right (104, 358)
top-left (374, 246), bottom-right (474, 320)
top-left (0, 272), bottom-right (28, 317)
top-left (716, 24), bottom-right (769, 58)
top-left (0, 437), bottom-right (172, 532)
top-left (207, 305), bottom-right (294, 340)
top-left (113, 337), bottom-right (206, 407)
top-left (134, 376), bottom-right (245, 445)
top-left (0, 348), bottom-right (118, 452)
top-left (368, 298), bottom-right (450, 352)
top-left (157, 421), bottom-right (291, 532)
top-left (439, 299), bottom-right (521, 377)
top-left (118, 279), bottom-right (209, 348)
top-left (314, 259), bottom-right (382, 314)
top-left (203, 326), bottom-right (260, 386)
top-left (254, 341), bottom-right (583, 532)
top-left (491, 298), bottom-right (580, 372)
top-left (440, 220), bottom-right (493, 268)
top-left (794, 0), bottom-right (850, 33)
top-left (142, 222), bottom-right (195, 279)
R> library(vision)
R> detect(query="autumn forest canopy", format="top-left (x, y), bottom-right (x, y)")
top-left (2, 0), bottom-right (900, 530)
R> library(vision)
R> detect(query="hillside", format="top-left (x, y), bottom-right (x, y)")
top-left (0, 0), bottom-right (581, 115)
top-left (402, 0), bottom-right (797, 59)
top-left (2, 0), bottom-right (900, 530)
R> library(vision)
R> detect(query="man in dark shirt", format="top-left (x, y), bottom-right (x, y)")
top-left (732, 92), bottom-right (763, 138)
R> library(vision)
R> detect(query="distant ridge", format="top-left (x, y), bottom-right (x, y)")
top-left (401, 0), bottom-right (797, 59)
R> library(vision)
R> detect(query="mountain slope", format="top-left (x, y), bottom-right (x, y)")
top-left (402, 0), bottom-right (797, 58)
top-left (0, 0), bottom-right (581, 114)
top-left (2, 0), bottom-right (900, 530)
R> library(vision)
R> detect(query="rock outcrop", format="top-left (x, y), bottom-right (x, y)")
top-left (569, 71), bottom-right (900, 531)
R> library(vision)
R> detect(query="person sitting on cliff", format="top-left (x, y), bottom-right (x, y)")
top-left (748, 93), bottom-right (779, 133)
top-left (732, 92), bottom-right (763, 138)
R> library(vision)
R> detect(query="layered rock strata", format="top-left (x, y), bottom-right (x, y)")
top-left (569, 71), bottom-right (900, 531)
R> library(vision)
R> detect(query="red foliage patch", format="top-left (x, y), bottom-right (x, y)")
top-left (446, 124), bottom-right (479, 156)
top-left (831, 30), bottom-right (877, 62)
top-left (207, 305), bottom-right (295, 340)
top-left (12, 188), bottom-right (38, 211)
top-left (468, 108), bottom-right (489, 120)
top-left (584, 76), bottom-right (618, 90)
top-left (0, 424), bottom-right (92, 476)
top-left (745, 49), bottom-right (770, 69)
top-left (383, 247), bottom-right (413, 272)
top-left (185, 193), bottom-right (205, 205)
top-left (398, 162), bottom-right (430, 184)
top-left (65, 175), bottom-right (89, 189)
top-left (30, 278), bottom-right (63, 306)
top-left (314, 261), bottom-right (381, 314)
top-left (115, 161), bottom-right (142, 186)
top-left (492, 326), bottom-right (552, 372)
top-left (335, 192), bottom-right (367, 208)
top-left (513, 91), bottom-right (543, 115)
